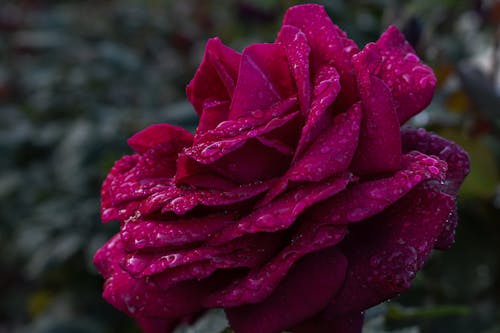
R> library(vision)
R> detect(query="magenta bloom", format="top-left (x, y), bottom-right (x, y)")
top-left (94, 4), bottom-right (469, 333)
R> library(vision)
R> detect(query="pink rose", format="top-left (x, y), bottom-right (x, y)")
top-left (94, 4), bottom-right (469, 333)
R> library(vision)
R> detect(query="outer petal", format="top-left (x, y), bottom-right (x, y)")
top-left (136, 317), bottom-right (177, 333)
top-left (95, 236), bottom-right (208, 320)
top-left (308, 151), bottom-right (447, 225)
top-left (374, 26), bottom-right (436, 124)
top-left (351, 45), bottom-right (401, 175)
top-left (94, 233), bottom-right (124, 279)
top-left (206, 223), bottom-right (347, 307)
top-left (225, 248), bottom-right (348, 333)
top-left (187, 38), bottom-right (240, 117)
top-left (401, 127), bottom-right (470, 248)
top-left (401, 127), bottom-right (470, 195)
top-left (123, 233), bottom-right (281, 279)
top-left (101, 160), bottom-right (174, 222)
top-left (102, 270), bottom-right (207, 319)
top-left (229, 43), bottom-right (295, 119)
top-left (120, 213), bottom-right (236, 251)
top-left (325, 186), bottom-right (455, 316)
top-left (282, 4), bottom-right (359, 109)
top-left (127, 123), bottom-right (194, 154)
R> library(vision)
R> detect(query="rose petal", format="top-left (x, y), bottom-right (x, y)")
top-left (261, 102), bottom-right (362, 204)
top-left (94, 233), bottom-right (124, 279)
top-left (194, 96), bottom-right (297, 144)
top-left (401, 127), bottom-right (470, 249)
top-left (375, 26), bottom-right (436, 124)
top-left (289, 102), bottom-right (362, 182)
top-left (401, 127), bottom-right (470, 195)
top-left (325, 186), bottom-right (455, 316)
top-left (308, 151), bottom-right (447, 225)
top-left (185, 110), bottom-right (300, 165)
top-left (294, 65), bottom-right (340, 158)
top-left (291, 312), bottom-right (364, 333)
top-left (123, 233), bottom-right (281, 278)
top-left (202, 138), bottom-right (293, 184)
top-left (351, 45), bottom-right (402, 175)
top-left (159, 180), bottom-right (271, 215)
top-left (101, 155), bottom-right (140, 222)
top-left (206, 222), bottom-right (347, 307)
top-left (282, 4), bottom-right (359, 109)
top-left (187, 38), bottom-right (240, 116)
top-left (151, 239), bottom-right (278, 290)
top-left (175, 153), bottom-right (238, 190)
top-left (276, 24), bottom-right (311, 114)
top-left (197, 101), bottom-right (231, 133)
top-left (101, 126), bottom-right (193, 222)
top-left (224, 248), bottom-right (348, 333)
top-left (120, 213), bottom-right (237, 251)
top-left (103, 270), bottom-right (207, 318)
top-left (209, 172), bottom-right (352, 245)
top-left (229, 43), bottom-right (295, 119)
top-left (127, 123), bottom-right (194, 154)
top-left (95, 236), bottom-right (209, 319)
top-left (136, 317), bottom-right (178, 333)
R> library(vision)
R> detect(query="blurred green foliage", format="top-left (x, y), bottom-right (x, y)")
top-left (0, 0), bottom-right (499, 332)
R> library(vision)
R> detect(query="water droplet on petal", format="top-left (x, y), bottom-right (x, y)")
top-left (201, 143), bottom-right (221, 157)
top-left (404, 53), bottom-right (420, 63)
top-left (428, 166), bottom-right (440, 175)
top-left (255, 214), bottom-right (276, 228)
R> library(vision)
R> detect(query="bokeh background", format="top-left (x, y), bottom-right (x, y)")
top-left (0, 0), bottom-right (499, 332)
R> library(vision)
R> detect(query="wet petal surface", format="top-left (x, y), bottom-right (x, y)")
top-left (206, 222), bottom-right (347, 307)
top-left (187, 38), bottom-right (240, 117)
top-left (374, 26), bottom-right (436, 124)
top-left (209, 172), bottom-right (352, 245)
top-left (229, 43), bottom-right (294, 119)
top-left (276, 24), bottom-right (311, 114)
top-left (308, 151), bottom-right (447, 225)
top-left (325, 187), bottom-right (454, 315)
top-left (351, 46), bottom-right (401, 175)
top-left (282, 4), bottom-right (358, 109)
top-left (225, 248), bottom-right (347, 333)
top-left (401, 127), bottom-right (470, 249)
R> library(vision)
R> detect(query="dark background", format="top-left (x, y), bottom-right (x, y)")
top-left (0, 0), bottom-right (499, 332)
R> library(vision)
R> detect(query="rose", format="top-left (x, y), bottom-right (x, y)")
top-left (94, 4), bottom-right (469, 333)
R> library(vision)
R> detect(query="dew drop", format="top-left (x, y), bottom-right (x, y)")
top-left (428, 166), bottom-right (440, 175)
top-left (163, 253), bottom-right (180, 264)
top-left (255, 214), bottom-right (276, 228)
top-left (404, 53), bottom-right (420, 63)
top-left (201, 143), bottom-right (221, 157)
